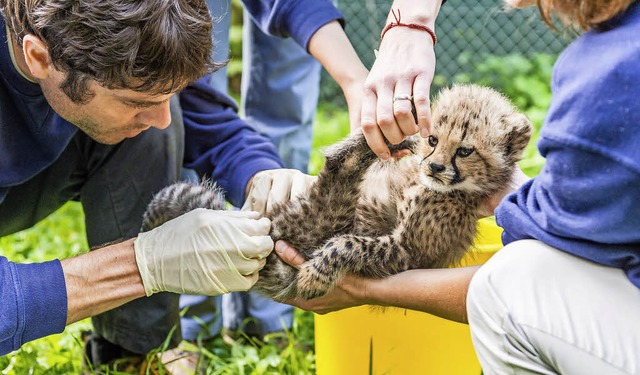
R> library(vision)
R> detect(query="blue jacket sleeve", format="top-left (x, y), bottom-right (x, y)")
top-left (1, 257), bottom-right (67, 355)
top-left (181, 76), bottom-right (284, 208)
top-left (241, 0), bottom-right (344, 49)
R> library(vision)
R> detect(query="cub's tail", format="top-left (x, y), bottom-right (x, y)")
top-left (141, 180), bottom-right (226, 232)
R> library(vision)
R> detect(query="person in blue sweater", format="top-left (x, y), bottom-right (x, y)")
top-left (0, 0), bottom-right (366, 370)
top-left (278, 0), bottom-right (640, 372)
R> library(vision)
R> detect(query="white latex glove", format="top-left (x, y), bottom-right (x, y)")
top-left (134, 208), bottom-right (273, 296)
top-left (242, 169), bottom-right (317, 216)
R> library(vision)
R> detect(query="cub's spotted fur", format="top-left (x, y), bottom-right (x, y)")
top-left (142, 84), bottom-right (532, 300)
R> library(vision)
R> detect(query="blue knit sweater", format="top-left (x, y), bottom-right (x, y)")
top-left (496, 2), bottom-right (640, 289)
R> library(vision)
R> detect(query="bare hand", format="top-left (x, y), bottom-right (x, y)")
top-left (274, 240), bottom-right (369, 314)
top-left (361, 27), bottom-right (436, 160)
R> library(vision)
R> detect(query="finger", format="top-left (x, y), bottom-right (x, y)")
top-left (244, 272), bottom-right (260, 288)
top-left (249, 235), bottom-right (275, 259)
top-left (219, 210), bottom-right (261, 220)
top-left (274, 240), bottom-right (305, 269)
top-left (360, 89), bottom-right (390, 159)
top-left (290, 173), bottom-right (316, 199)
top-left (228, 215), bottom-right (272, 237)
top-left (236, 257), bottom-right (267, 276)
top-left (244, 173), bottom-right (273, 214)
top-left (376, 93), bottom-right (405, 144)
top-left (376, 86), bottom-right (405, 145)
top-left (413, 75), bottom-right (433, 137)
top-left (392, 80), bottom-right (419, 137)
top-left (266, 173), bottom-right (293, 213)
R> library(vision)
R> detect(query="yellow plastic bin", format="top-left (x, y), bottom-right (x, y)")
top-left (314, 218), bottom-right (503, 375)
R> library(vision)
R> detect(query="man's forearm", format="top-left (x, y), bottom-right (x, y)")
top-left (61, 239), bottom-right (145, 324)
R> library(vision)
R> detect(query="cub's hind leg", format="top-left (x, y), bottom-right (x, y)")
top-left (295, 234), bottom-right (413, 299)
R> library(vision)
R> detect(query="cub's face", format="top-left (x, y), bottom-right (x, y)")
top-left (417, 84), bottom-right (532, 194)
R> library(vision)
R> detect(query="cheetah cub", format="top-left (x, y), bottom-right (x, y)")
top-left (142, 84), bottom-right (532, 301)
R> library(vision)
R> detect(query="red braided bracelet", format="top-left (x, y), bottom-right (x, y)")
top-left (380, 9), bottom-right (437, 46)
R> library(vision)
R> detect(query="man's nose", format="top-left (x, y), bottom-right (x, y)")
top-left (137, 100), bottom-right (172, 129)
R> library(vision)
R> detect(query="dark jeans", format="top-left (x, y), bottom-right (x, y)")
top-left (0, 96), bottom-right (185, 354)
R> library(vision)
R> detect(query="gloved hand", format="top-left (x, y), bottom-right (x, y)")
top-left (242, 169), bottom-right (317, 215)
top-left (134, 208), bottom-right (273, 296)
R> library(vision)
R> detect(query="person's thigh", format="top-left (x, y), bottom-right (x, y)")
top-left (468, 239), bottom-right (640, 375)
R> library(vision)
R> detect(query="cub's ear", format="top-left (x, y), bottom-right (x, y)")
top-left (502, 113), bottom-right (533, 163)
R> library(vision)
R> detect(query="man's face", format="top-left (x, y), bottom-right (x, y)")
top-left (40, 69), bottom-right (175, 145)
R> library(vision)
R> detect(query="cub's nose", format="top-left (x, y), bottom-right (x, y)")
top-left (428, 162), bottom-right (445, 173)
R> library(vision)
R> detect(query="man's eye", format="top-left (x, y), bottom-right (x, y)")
top-left (456, 147), bottom-right (474, 157)
top-left (427, 135), bottom-right (438, 147)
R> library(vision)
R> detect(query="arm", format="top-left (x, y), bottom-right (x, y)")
top-left (1, 242), bottom-right (144, 355)
top-left (1, 209), bottom-right (274, 355)
top-left (362, 0), bottom-right (442, 159)
top-left (181, 75), bottom-right (284, 207)
top-left (307, 20), bottom-right (369, 131)
top-left (274, 241), bottom-right (478, 323)
top-left (242, 0), bottom-right (369, 130)
top-left (61, 239), bottom-right (144, 325)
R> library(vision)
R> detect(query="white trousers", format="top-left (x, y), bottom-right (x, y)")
top-left (467, 239), bottom-right (640, 375)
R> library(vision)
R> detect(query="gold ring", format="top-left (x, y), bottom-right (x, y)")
top-left (393, 95), bottom-right (413, 102)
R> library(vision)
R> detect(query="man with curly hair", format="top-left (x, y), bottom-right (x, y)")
top-left (0, 0), bottom-right (367, 371)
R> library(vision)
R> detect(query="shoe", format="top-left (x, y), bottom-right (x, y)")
top-left (82, 331), bottom-right (163, 374)
top-left (220, 327), bottom-right (239, 346)
top-left (160, 341), bottom-right (206, 375)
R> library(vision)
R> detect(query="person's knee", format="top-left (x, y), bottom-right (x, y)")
top-left (467, 240), bottom-right (551, 321)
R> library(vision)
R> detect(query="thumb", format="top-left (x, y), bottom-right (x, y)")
top-left (274, 240), bottom-right (306, 270)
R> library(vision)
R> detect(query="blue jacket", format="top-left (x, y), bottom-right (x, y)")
top-left (496, 2), bottom-right (640, 289)
top-left (0, 0), bottom-right (342, 355)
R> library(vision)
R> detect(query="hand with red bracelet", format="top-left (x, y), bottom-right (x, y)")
top-left (360, 1), bottom-right (443, 160)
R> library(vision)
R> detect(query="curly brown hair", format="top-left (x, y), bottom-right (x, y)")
top-left (0, 0), bottom-right (223, 103)
top-left (536, 0), bottom-right (638, 30)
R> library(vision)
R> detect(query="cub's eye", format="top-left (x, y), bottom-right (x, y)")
top-left (427, 135), bottom-right (438, 147)
top-left (456, 147), bottom-right (474, 157)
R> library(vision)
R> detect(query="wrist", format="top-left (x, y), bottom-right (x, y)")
top-left (63, 239), bottom-right (145, 324)
top-left (381, 9), bottom-right (437, 46)
top-left (342, 275), bottom-right (381, 307)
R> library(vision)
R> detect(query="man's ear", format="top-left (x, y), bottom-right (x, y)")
top-left (22, 34), bottom-right (52, 79)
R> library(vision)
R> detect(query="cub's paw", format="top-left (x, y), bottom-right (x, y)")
top-left (295, 260), bottom-right (334, 300)
top-left (323, 131), bottom-right (373, 172)
top-left (388, 135), bottom-right (422, 156)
